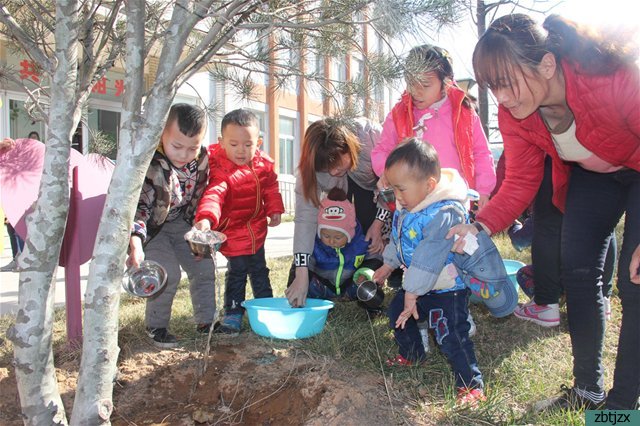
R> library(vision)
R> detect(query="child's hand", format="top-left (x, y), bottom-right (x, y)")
top-left (372, 264), bottom-right (394, 285)
top-left (126, 236), bottom-right (145, 269)
top-left (268, 213), bottom-right (281, 227)
top-left (376, 175), bottom-right (389, 191)
top-left (395, 292), bottom-right (419, 329)
top-left (477, 194), bottom-right (490, 211)
top-left (194, 219), bottom-right (211, 231)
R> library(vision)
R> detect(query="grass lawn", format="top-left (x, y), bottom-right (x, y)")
top-left (0, 230), bottom-right (624, 425)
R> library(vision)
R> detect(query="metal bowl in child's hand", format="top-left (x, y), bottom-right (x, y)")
top-left (122, 260), bottom-right (167, 298)
top-left (184, 228), bottom-right (227, 256)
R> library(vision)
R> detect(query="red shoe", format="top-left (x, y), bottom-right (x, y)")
top-left (385, 354), bottom-right (413, 367)
top-left (456, 388), bottom-right (486, 407)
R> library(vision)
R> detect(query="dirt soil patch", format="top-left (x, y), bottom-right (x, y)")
top-left (0, 333), bottom-right (408, 425)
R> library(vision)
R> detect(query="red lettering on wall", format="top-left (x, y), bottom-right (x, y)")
top-left (19, 60), bottom-right (40, 83)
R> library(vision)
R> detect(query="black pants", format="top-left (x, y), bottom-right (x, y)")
top-left (224, 246), bottom-right (273, 315)
top-left (532, 157), bottom-right (615, 305)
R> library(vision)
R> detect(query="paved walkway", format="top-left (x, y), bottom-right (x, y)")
top-left (0, 221), bottom-right (294, 316)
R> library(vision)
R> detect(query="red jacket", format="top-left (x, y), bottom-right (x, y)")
top-left (477, 60), bottom-right (640, 234)
top-left (195, 144), bottom-right (285, 257)
top-left (391, 84), bottom-right (477, 189)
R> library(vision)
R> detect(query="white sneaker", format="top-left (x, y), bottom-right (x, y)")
top-left (0, 259), bottom-right (17, 272)
top-left (603, 297), bottom-right (611, 322)
top-left (467, 312), bottom-right (477, 337)
top-left (513, 299), bottom-right (560, 327)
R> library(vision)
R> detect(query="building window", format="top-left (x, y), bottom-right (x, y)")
top-left (87, 107), bottom-right (120, 159)
top-left (278, 116), bottom-right (295, 176)
top-left (8, 99), bottom-right (45, 141)
top-left (250, 110), bottom-right (268, 153)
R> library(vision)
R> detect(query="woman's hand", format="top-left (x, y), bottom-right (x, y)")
top-left (446, 223), bottom-right (480, 254)
top-left (285, 268), bottom-right (309, 307)
top-left (630, 244), bottom-right (640, 285)
top-left (365, 219), bottom-right (385, 255)
top-left (395, 291), bottom-right (419, 329)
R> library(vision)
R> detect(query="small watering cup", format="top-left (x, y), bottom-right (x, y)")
top-left (122, 260), bottom-right (167, 298)
top-left (377, 188), bottom-right (396, 211)
top-left (184, 229), bottom-right (227, 256)
top-left (356, 280), bottom-right (385, 309)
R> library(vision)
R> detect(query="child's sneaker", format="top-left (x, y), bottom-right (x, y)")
top-left (603, 297), bottom-right (611, 321)
top-left (214, 313), bottom-right (242, 335)
top-left (385, 354), bottom-right (414, 367)
top-left (146, 327), bottom-right (178, 349)
top-left (456, 387), bottom-right (486, 407)
top-left (513, 300), bottom-right (560, 327)
top-left (467, 312), bottom-right (477, 337)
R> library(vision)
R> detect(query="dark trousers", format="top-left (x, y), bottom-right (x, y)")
top-left (388, 289), bottom-right (483, 390)
top-left (532, 158), bottom-right (616, 304)
top-left (557, 165), bottom-right (638, 408)
top-left (5, 222), bottom-right (24, 257)
top-left (347, 176), bottom-right (377, 233)
top-left (224, 246), bottom-right (273, 315)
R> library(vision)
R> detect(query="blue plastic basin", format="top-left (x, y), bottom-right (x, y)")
top-left (469, 259), bottom-right (525, 304)
top-left (241, 297), bottom-right (334, 340)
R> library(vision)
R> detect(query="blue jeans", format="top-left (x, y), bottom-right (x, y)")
top-left (388, 289), bottom-right (483, 390)
top-left (561, 166), bottom-right (639, 409)
top-left (224, 246), bottom-right (273, 315)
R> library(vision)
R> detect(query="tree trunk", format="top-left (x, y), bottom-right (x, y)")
top-left (9, 1), bottom-right (81, 424)
top-left (476, 0), bottom-right (489, 138)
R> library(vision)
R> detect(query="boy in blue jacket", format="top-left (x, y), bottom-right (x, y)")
top-left (373, 138), bottom-right (517, 406)
top-left (287, 187), bottom-right (382, 311)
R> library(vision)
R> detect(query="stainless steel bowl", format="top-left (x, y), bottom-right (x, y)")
top-left (184, 229), bottom-right (227, 256)
top-left (122, 260), bottom-right (167, 298)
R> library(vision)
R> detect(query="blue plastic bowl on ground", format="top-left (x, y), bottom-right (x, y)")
top-left (469, 259), bottom-right (525, 304)
top-left (241, 297), bottom-right (334, 340)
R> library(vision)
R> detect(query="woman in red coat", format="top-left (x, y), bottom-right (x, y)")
top-left (449, 14), bottom-right (639, 411)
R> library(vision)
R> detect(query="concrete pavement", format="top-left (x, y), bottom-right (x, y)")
top-left (0, 221), bottom-right (294, 316)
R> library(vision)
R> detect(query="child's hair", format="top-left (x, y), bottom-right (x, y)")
top-left (221, 108), bottom-right (260, 135)
top-left (404, 44), bottom-right (454, 83)
top-left (405, 44), bottom-right (473, 109)
top-left (167, 103), bottom-right (207, 137)
top-left (326, 187), bottom-right (348, 202)
top-left (473, 14), bottom-right (639, 91)
top-left (299, 119), bottom-right (361, 207)
top-left (385, 137), bottom-right (440, 181)
top-left (28, 131), bottom-right (40, 140)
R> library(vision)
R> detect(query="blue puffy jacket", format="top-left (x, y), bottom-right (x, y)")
top-left (310, 222), bottom-right (370, 295)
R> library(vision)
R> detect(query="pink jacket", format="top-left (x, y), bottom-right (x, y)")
top-left (371, 86), bottom-right (496, 196)
top-left (476, 60), bottom-right (640, 234)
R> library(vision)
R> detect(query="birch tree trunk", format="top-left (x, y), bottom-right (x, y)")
top-left (8, 1), bottom-right (81, 424)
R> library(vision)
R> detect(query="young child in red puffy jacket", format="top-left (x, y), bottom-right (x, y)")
top-left (195, 109), bottom-right (284, 335)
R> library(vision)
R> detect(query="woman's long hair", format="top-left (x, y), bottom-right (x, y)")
top-left (298, 119), bottom-right (361, 207)
top-left (473, 13), bottom-right (638, 91)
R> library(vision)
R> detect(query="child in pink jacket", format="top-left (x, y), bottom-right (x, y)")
top-left (371, 44), bottom-right (496, 208)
